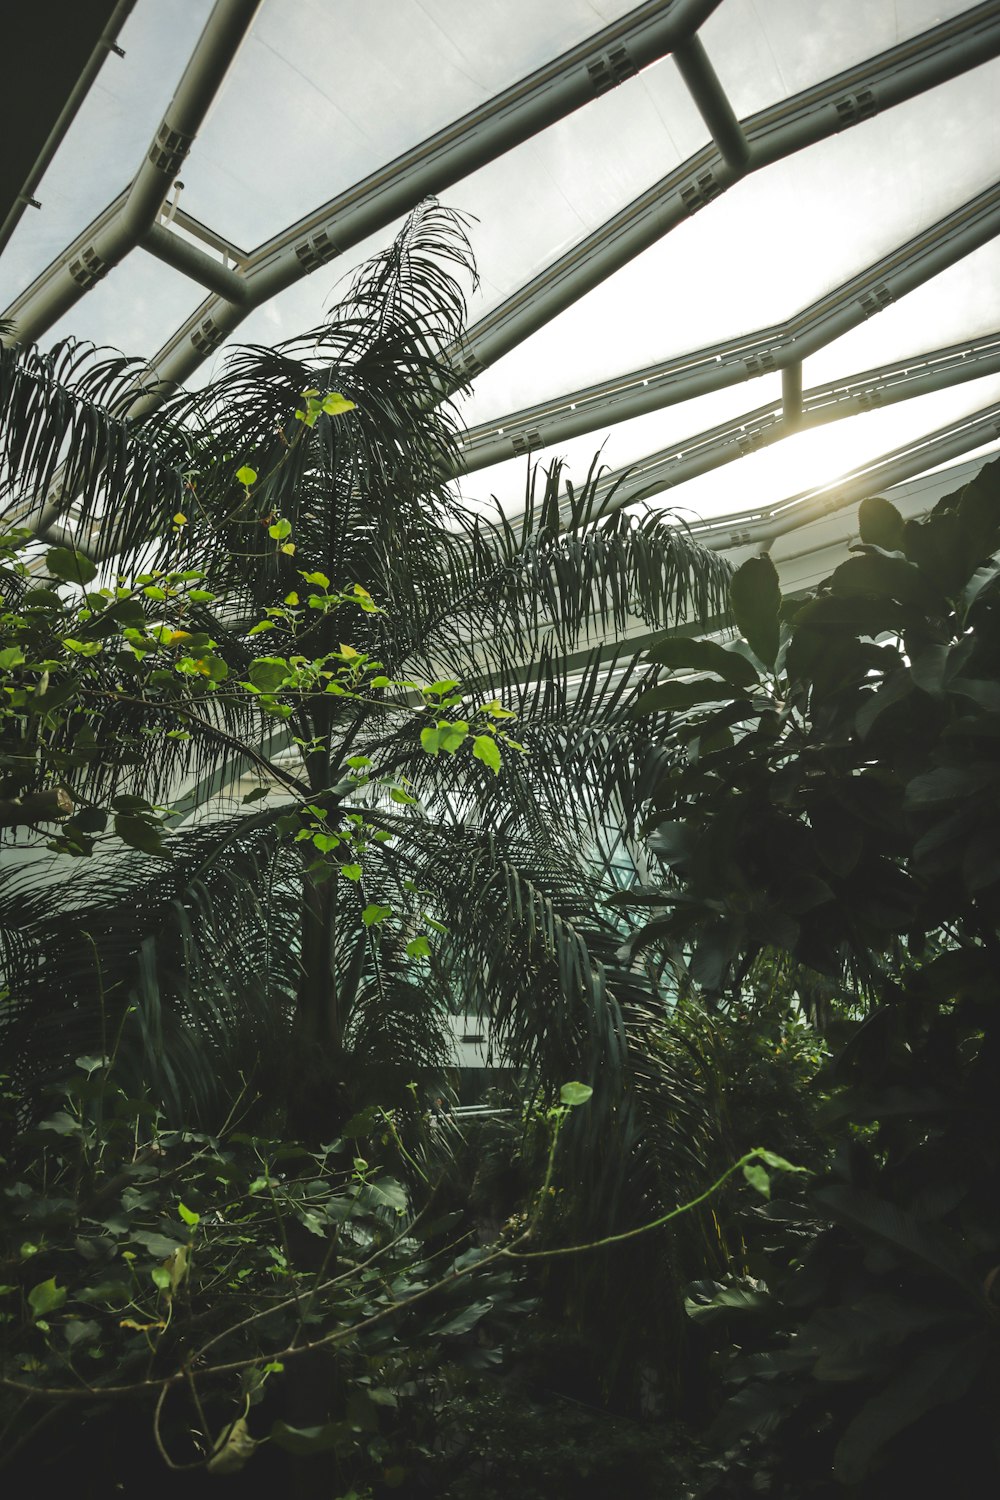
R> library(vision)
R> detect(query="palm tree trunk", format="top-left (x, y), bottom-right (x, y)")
top-left (296, 864), bottom-right (341, 1054)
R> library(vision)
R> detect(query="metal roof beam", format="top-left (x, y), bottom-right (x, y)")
top-left (120, 0), bottom-right (725, 412)
top-left (445, 2), bottom-right (1000, 388)
top-left (672, 34), bottom-right (749, 170)
top-left (1, 0), bottom-right (261, 347)
top-left (141, 219), bottom-right (251, 304)
top-left (585, 332), bottom-right (1000, 516)
top-left (453, 180), bottom-right (1000, 471)
top-left (698, 403), bottom-right (1000, 550)
top-left (781, 363), bottom-right (803, 430)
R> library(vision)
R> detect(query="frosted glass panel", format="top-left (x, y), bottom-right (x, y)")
top-left (641, 374), bottom-right (1000, 523)
top-left (701, 0), bottom-right (979, 119)
top-left (180, 0), bottom-right (648, 245)
top-left (457, 377), bottom-right (784, 516)
top-left (806, 239), bottom-right (1000, 386)
top-left (42, 254), bottom-right (211, 364)
top-left (461, 59), bottom-right (1000, 421)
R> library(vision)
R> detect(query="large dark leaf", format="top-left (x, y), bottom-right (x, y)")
top-left (730, 554), bottom-right (781, 669)
top-left (833, 1332), bottom-right (990, 1484)
top-left (644, 634), bottom-right (759, 688)
top-left (858, 494), bottom-right (904, 551)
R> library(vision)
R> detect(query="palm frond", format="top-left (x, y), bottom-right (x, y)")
top-left (0, 336), bottom-right (193, 543)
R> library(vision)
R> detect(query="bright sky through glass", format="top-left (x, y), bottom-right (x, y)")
top-left (4, 0), bottom-right (999, 531)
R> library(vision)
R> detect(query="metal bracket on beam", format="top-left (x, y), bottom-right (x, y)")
top-left (673, 34), bottom-right (750, 170)
top-left (141, 220), bottom-right (250, 303)
top-left (782, 362), bottom-right (803, 429)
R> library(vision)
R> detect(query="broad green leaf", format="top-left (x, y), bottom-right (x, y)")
top-left (45, 547), bottom-right (98, 585)
top-left (752, 1149), bottom-right (808, 1174)
top-left (834, 1333), bottom-right (989, 1485)
top-left (321, 392), bottom-right (356, 415)
top-left (177, 1202), bottom-right (200, 1228)
top-left (742, 1163), bottom-right (771, 1198)
top-left (559, 1081), bottom-right (593, 1107)
top-left (831, 552), bottom-right (944, 611)
top-left (435, 1299), bottom-right (493, 1337)
top-left (858, 495), bottom-right (904, 551)
top-left (75, 1054), bottom-right (109, 1075)
top-left (207, 1416), bottom-right (258, 1475)
top-left (242, 786), bottom-right (270, 804)
top-left (0, 647), bottom-right (25, 670)
top-left (632, 679), bottom-right (734, 716)
top-left (248, 657), bottom-right (291, 693)
top-left (685, 1280), bottom-right (773, 1324)
top-left (28, 1277), bottom-right (66, 1318)
top-left (340, 863), bottom-right (362, 881)
top-left (268, 518), bottom-right (292, 541)
top-left (64, 1318), bottom-right (100, 1348)
top-left (730, 554), bottom-right (781, 669)
top-left (812, 1185), bottom-right (973, 1288)
top-left (420, 726), bottom-right (441, 755)
top-left (235, 466), bottom-right (257, 487)
top-left (472, 734), bottom-right (501, 774)
top-left (362, 904), bottom-right (392, 927)
top-left (114, 813), bottom-right (167, 857)
top-left (406, 935), bottom-right (431, 959)
top-left (644, 635), bottom-right (759, 688)
top-left (359, 1176), bottom-right (408, 1214)
top-left (438, 722), bottom-right (468, 753)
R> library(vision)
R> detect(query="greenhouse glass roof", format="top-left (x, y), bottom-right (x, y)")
top-left (4, 0), bottom-right (1000, 551)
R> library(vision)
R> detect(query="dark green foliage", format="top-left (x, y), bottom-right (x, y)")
top-left (0, 1062), bottom-right (536, 1495)
top-left (427, 1383), bottom-right (701, 1500)
top-left (1, 202), bottom-right (730, 1138)
top-left (619, 458), bottom-right (1000, 1494)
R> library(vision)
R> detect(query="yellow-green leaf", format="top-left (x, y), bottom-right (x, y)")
top-left (473, 735), bottom-right (501, 774)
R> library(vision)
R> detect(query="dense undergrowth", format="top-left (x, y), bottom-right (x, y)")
top-left (3, 204), bottom-right (1000, 1495)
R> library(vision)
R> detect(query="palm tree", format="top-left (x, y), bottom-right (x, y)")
top-left (0, 201), bottom-right (731, 1133)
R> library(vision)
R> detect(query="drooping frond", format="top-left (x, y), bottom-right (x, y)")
top-left (0, 815), bottom-right (297, 1125)
top-left (0, 337), bottom-right (192, 542)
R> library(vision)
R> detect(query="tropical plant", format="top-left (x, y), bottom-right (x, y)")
top-left (616, 459), bottom-right (1000, 1495)
top-left (0, 200), bottom-right (731, 1137)
top-left (0, 1055), bottom-right (565, 1494)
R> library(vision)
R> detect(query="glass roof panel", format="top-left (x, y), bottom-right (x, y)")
top-left (4, 0), bottom-right (1000, 554)
top-left (0, 0), bottom-right (214, 311)
top-left (700, 0), bottom-right (979, 119)
top-left (179, 0), bottom-right (651, 246)
top-left (805, 238), bottom-right (1000, 386)
top-left (41, 253), bottom-right (214, 365)
top-left (639, 373), bottom-right (1000, 523)
top-left (460, 57), bottom-right (1000, 421)
top-left (455, 377), bottom-right (784, 515)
